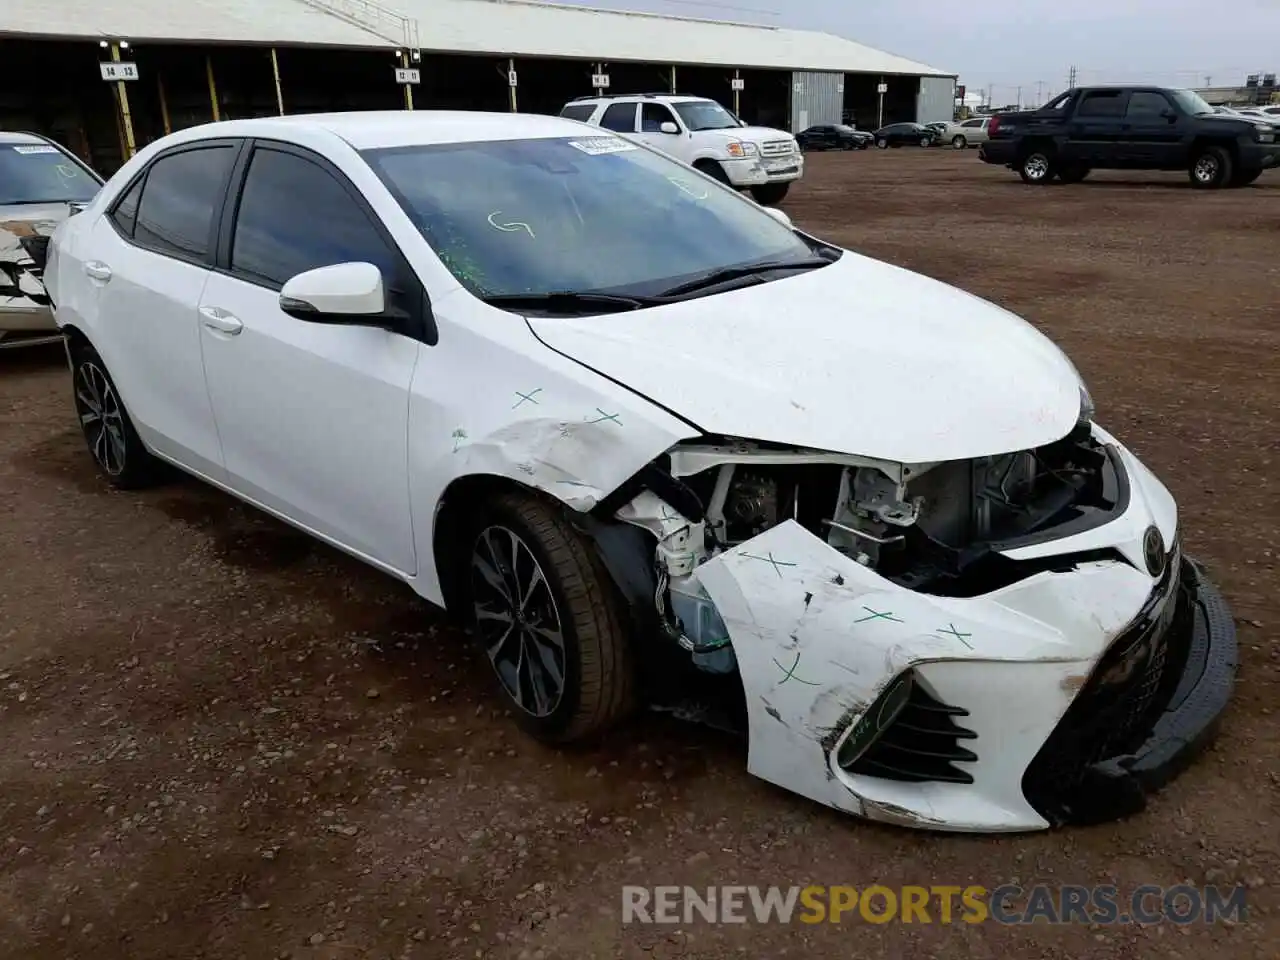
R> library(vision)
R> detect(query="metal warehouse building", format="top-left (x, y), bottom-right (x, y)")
top-left (1, 0), bottom-right (954, 174)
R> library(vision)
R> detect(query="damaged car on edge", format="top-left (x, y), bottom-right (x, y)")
top-left (43, 112), bottom-right (1237, 833)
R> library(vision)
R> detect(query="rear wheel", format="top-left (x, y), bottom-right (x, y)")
top-left (1189, 146), bottom-right (1232, 188)
top-left (693, 158), bottom-right (731, 185)
top-left (751, 182), bottom-right (791, 205)
top-left (1057, 164), bottom-right (1091, 184)
top-left (1018, 148), bottom-right (1055, 184)
top-left (876, 138), bottom-right (889, 149)
top-left (68, 339), bottom-right (165, 489)
top-left (952, 135), bottom-right (967, 149)
top-left (465, 492), bottom-right (635, 743)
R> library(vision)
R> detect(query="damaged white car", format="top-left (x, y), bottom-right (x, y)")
top-left (45, 112), bottom-right (1237, 833)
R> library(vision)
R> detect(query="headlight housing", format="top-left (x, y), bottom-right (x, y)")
top-left (1254, 125), bottom-right (1275, 143)
top-left (726, 140), bottom-right (759, 158)
top-left (1078, 384), bottom-right (1096, 425)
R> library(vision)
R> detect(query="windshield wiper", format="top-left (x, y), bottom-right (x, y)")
top-left (657, 256), bottom-right (835, 298)
top-left (480, 291), bottom-right (663, 315)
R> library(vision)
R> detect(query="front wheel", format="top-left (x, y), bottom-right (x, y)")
top-left (693, 158), bottom-right (731, 185)
top-left (750, 182), bottom-right (791, 205)
top-left (920, 136), bottom-right (933, 147)
top-left (466, 493), bottom-right (635, 743)
top-left (69, 339), bottom-right (164, 489)
top-left (952, 135), bottom-right (967, 149)
top-left (1189, 146), bottom-right (1232, 189)
top-left (876, 138), bottom-right (889, 149)
top-left (1018, 149), bottom-right (1055, 184)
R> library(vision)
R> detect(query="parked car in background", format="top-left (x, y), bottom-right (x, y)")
top-left (561, 93), bottom-right (801, 204)
top-left (980, 85), bottom-right (1280, 187)
top-left (44, 110), bottom-right (1236, 834)
top-left (1, 131), bottom-right (102, 349)
top-left (871, 122), bottom-right (936, 148)
top-left (942, 116), bottom-right (992, 148)
top-left (795, 124), bottom-right (873, 151)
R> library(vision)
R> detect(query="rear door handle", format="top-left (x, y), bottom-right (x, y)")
top-left (84, 261), bottom-right (112, 282)
top-left (199, 305), bottom-right (244, 336)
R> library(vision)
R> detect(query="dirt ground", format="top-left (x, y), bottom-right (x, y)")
top-left (1, 148), bottom-right (1277, 960)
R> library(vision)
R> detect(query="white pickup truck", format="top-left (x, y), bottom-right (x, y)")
top-left (560, 93), bottom-right (802, 204)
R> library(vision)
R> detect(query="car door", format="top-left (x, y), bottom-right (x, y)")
top-left (1121, 90), bottom-right (1182, 167)
top-left (635, 101), bottom-right (686, 156)
top-left (962, 118), bottom-right (988, 143)
top-left (196, 141), bottom-right (421, 574)
top-left (1065, 90), bottom-right (1129, 166)
top-left (80, 140), bottom-right (240, 480)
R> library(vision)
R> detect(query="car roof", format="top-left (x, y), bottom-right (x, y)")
top-left (148, 111), bottom-right (602, 152)
top-left (0, 131), bottom-right (50, 145)
top-left (575, 95), bottom-right (710, 106)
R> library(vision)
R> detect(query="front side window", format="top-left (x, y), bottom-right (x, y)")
top-left (134, 146), bottom-right (235, 261)
top-left (599, 103), bottom-right (637, 132)
top-left (0, 142), bottom-right (101, 206)
top-left (640, 103), bottom-right (679, 132)
top-left (363, 136), bottom-right (819, 300)
top-left (1126, 91), bottom-right (1171, 117)
top-left (672, 100), bottom-right (741, 131)
top-left (230, 147), bottom-right (397, 290)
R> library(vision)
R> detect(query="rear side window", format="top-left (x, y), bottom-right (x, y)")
top-left (599, 102), bottom-right (637, 132)
top-left (110, 176), bottom-right (144, 237)
top-left (1077, 91), bottom-right (1126, 117)
top-left (133, 146), bottom-right (235, 261)
top-left (1126, 92), bottom-right (1170, 117)
top-left (229, 147), bottom-right (398, 290)
top-left (559, 103), bottom-right (596, 122)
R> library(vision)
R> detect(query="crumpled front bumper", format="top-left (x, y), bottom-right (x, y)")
top-left (690, 435), bottom-right (1237, 833)
top-left (721, 154), bottom-right (804, 187)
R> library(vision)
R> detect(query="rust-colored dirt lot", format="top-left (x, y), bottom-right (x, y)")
top-left (1, 148), bottom-right (1277, 960)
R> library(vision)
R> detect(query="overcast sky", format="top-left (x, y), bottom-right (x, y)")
top-left (555, 0), bottom-right (1280, 104)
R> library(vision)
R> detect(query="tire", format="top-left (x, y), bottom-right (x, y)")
top-left (920, 136), bottom-right (933, 147)
top-left (1188, 146), bottom-right (1232, 189)
top-left (1057, 164), bottom-right (1091, 184)
top-left (466, 492), bottom-right (635, 744)
top-left (952, 135), bottom-right (967, 149)
top-left (1018, 148), bottom-right (1055, 184)
top-left (750, 182), bottom-right (790, 205)
top-left (1229, 168), bottom-right (1261, 187)
top-left (693, 158), bottom-right (731, 185)
top-left (68, 338), bottom-right (165, 489)
top-left (876, 138), bottom-right (889, 149)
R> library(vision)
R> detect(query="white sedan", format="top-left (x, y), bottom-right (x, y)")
top-left (44, 111), bottom-right (1236, 833)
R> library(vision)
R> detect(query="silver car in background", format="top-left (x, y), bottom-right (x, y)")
top-left (1, 132), bottom-right (103, 349)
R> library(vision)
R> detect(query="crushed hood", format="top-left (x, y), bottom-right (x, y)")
top-left (527, 252), bottom-right (1084, 464)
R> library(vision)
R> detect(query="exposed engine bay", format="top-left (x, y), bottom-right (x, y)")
top-left (614, 424), bottom-right (1127, 673)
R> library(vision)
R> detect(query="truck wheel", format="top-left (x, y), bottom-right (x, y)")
top-left (952, 135), bottom-right (967, 149)
top-left (693, 158), bottom-right (731, 185)
top-left (751, 183), bottom-right (790, 205)
top-left (1058, 164), bottom-right (1091, 184)
top-left (1189, 146), bottom-right (1232, 188)
top-left (1018, 149), bottom-right (1055, 184)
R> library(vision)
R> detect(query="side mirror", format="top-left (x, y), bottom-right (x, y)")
top-left (1162, 109), bottom-right (1177, 122)
top-left (279, 262), bottom-right (389, 325)
top-left (761, 206), bottom-right (792, 227)
top-left (659, 121), bottom-right (679, 135)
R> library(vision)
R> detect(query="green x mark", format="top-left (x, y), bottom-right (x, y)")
top-left (586, 408), bottom-right (622, 426)
top-left (854, 606), bottom-right (904, 624)
top-left (512, 388), bottom-right (543, 409)
top-left (937, 623), bottom-right (973, 649)
top-left (741, 552), bottom-right (798, 578)
top-left (773, 651), bottom-right (821, 686)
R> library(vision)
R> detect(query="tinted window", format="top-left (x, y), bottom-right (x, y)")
top-left (0, 142), bottom-right (100, 206)
top-left (134, 146), bottom-right (234, 260)
top-left (1077, 92), bottom-right (1126, 117)
top-left (230, 147), bottom-right (397, 290)
top-left (559, 103), bottom-right (596, 122)
top-left (1126, 91), bottom-right (1170, 117)
top-left (640, 103), bottom-right (678, 132)
top-left (962, 118), bottom-right (984, 128)
top-left (364, 137), bottom-right (816, 300)
top-left (110, 175), bottom-right (144, 237)
top-left (599, 103), bottom-right (637, 132)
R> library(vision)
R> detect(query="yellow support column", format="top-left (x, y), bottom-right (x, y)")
top-left (508, 58), bottom-right (517, 112)
top-left (401, 51), bottom-right (414, 111)
top-left (206, 54), bottom-right (221, 122)
top-left (670, 65), bottom-right (677, 94)
top-left (733, 68), bottom-right (741, 115)
top-left (157, 71), bottom-right (172, 135)
top-left (271, 48), bottom-right (285, 115)
top-left (110, 43), bottom-right (137, 160)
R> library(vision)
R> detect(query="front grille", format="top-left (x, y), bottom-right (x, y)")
top-left (760, 139), bottom-right (795, 157)
top-left (848, 679), bottom-right (978, 784)
top-left (1022, 551), bottom-right (1184, 823)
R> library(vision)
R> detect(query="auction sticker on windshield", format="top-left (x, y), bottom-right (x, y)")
top-left (567, 137), bottom-right (638, 156)
top-left (12, 145), bottom-right (60, 154)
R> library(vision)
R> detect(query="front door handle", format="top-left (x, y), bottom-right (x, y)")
top-left (84, 261), bottom-right (112, 282)
top-left (199, 305), bottom-right (244, 336)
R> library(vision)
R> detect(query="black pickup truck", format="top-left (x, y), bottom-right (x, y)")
top-left (979, 85), bottom-right (1280, 188)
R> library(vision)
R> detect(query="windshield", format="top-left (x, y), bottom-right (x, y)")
top-left (362, 136), bottom-right (816, 300)
top-left (672, 101), bottom-right (742, 131)
top-left (0, 142), bottom-right (100, 205)
top-left (1170, 89), bottom-right (1214, 116)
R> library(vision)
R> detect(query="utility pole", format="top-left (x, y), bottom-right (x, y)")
top-left (1016, 85), bottom-right (1022, 109)
top-left (1036, 79), bottom-right (1044, 105)
top-left (1068, 65), bottom-right (1077, 88)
